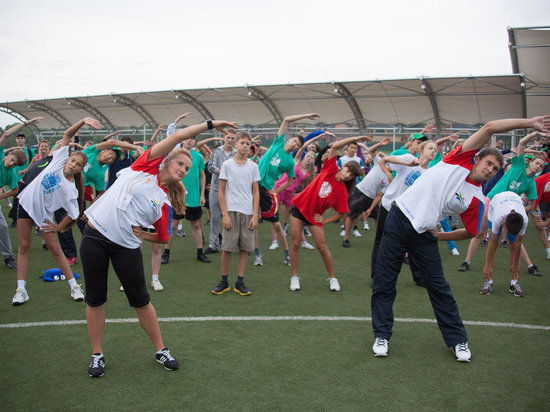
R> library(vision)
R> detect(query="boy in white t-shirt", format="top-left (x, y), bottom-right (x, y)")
top-left (480, 191), bottom-right (529, 297)
top-left (211, 131), bottom-right (260, 296)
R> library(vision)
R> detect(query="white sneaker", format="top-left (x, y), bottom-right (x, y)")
top-left (363, 221), bottom-right (370, 230)
top-left (352, 229), bottom-right (362, 237)
top-left (284, 255), bottom-right (291, 266)
top-left (329, 277), bottom-right (341, 291)
top-left (301, 241), bottom-right (314, 250)
top-left (12, 288), bottom-right (29, 306)
top-left (269, 241), bottom-right (279, 250)
top-left (253, 254), bottom-right (264, 266)
top-left (451, 248), bottom-right (460, 256)
top-left (372, 338), bottom-right (389, 357)
top-left (339, 230), bottom-right (345, 237)
top-left (303, 226), bottom-right (312, 237)
top-left (547, 249), bottom-right (550, 260)
top-left (119, 285), bottom-right (124, 292)
top-left (151, 279), bottom-right (164, 291)
top-left (453, 342), bottom-right (471, 362)
top-left (290, 276), bottom-right (300, 291)
top-left (71, 284), bottom-right (84, 301)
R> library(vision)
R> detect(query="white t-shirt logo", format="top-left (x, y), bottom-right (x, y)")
top-left (270, 155), bottom-right (281, 167)
top-left (318, 181), bottom-right (332, 198)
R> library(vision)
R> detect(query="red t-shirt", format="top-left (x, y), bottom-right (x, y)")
top-left (534, 172), bottom-right (550, 209)
top-left (292, 156), bottom-right (349, 226)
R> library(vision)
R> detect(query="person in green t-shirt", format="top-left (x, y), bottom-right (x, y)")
top-left (255, 113), bottom-right (319, 266)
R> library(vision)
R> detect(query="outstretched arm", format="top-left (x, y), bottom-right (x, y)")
top-left (516, 131), bottom-right (539, 157)
top-left (277, 113), bottom-right (320, 137)
top-left (364, 137), bottom-right (391, 154)
top-left (151, 124), bottom-right (165, 144)
top-left (0, 117), bottom-right (43, 147)
top-left (461, 116), bottom-right (550, 153)
top-left (62, 118), bottom-right (101, 147)
top-left (328, 135), bottom-right (371, 159)
top-left (294, 133), bottom-right (324, 162)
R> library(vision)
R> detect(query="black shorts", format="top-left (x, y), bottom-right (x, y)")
top-left (80, 225), bottom-right (150, 308)
top-left (290, 205), bottom-right (313, 225)
top-left (184, 206), bottom-right (203, 221)
top-left (16, 204), bottom-right (33, 221)
top-left (259, 185), bottom-right (279, 222)
top-left (347, 188), bottom-right (379, 220)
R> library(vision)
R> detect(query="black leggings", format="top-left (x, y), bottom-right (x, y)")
top-left (80, 224), bottom-right (150, 308)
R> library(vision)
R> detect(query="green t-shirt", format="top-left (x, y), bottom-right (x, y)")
top-left (0, 151), bottom-right (20, 190)
top-left (82, 144), bottom-right (108, 191)
top-left (13, 146), bottom-right (35, 181)
top-left (429, 151), bottom-right (443, 168)
top-left (488, 154), bottom-right (537, 200)
top-left (182, 150), bottom-right (205, 208)
top-left (258, 134), bottom-right (295, 190)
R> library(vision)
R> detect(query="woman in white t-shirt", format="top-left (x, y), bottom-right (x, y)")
top-left (81, 119), bottom-right (237, 378)
top-left (11, 118), bottom-right (99, 307)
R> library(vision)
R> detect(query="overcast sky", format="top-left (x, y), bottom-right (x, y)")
top-left (1, 0), bottom-right (548, 127)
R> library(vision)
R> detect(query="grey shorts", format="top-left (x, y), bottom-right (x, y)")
top-left (221, 211), bottom-right (255, 252)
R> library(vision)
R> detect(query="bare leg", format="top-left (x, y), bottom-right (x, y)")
top-left (221, 250), bottom-right (231, 275)
top-left (87, 304), bottom-right (106, 354)
top-left (289, 215), bottom-right (304, 277)
top-left (309, 224), bottom-right (335, 278)
top-left (16, 219), bottom-right (33, 282)
top-left (237, 250), bottom-right (248, 277)
top-left (190, 219), bottom-right (203, 248)
top-left (464, 214), bottom-right (488, 262)
top-left (273, 221), bottom-right (289, 250)
top-left (151, 243), bottom-right (161, 274)
top-left (135, 302), bottom-right (165, 351)
top-left (42, 231), bottom-right (75, 280)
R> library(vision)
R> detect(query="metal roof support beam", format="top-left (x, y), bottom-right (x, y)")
top-left (333, 82), bottom-right (366, 134)
top-left (421, 79), bottom-right (443, 138)
top-left (507, 27), bottom-right (520, 74)
top-left (519, 75), bottom-right (528, 118)
top-left (173, 90), bottom-right (214, 120)
top-left (111, 94), bottom-right (157, 129)
top-left (66, 98), bottom-right (116, 131)
top-left (25, 101), bottom-right (71, 128)
top-left (0, 105), bottom-right (43, 140)
top-left (246, 86), bottom-right (283, 124)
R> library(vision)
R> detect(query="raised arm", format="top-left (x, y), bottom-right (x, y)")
top-left (151, 124), bottom-right (165, 144)
top-left (277, 113), bottom-right (320, 137)
top-left (102, 131), bottom-right (120, 142)
top-left (196, 136), bottom-right (224, 149)
top-left (461, 116), bottom-right (550, 153)
top-left (149, 120), bottom-right (237, 160)
top-left (62, 118), bottom-right (101, 147)
top-left (294, 133), bottom-right (324, 162)
top-left (516, 131), bottom-right (539, 157)
top-left (364, 137), bottom-right (391, 155)
top-left (328, 135), bottom-right (371, 159)
top-left (0, 117), bottom-right (43, 147)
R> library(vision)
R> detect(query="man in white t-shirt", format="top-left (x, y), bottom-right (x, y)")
top-left (480, 191), bottom-right (528, 297)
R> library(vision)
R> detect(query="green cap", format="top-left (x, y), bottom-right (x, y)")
top-left (409, 133), bottom-right (428, 142)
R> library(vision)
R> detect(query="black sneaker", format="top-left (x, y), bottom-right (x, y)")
top-left (509, 283), bottom-right (524, 297)
top-left (197, 253), bottom-right (211, 263)
top-left (88, 353), bottom-right (105, 378)
top-left (211, 281), bottom-right (230, 295)
top-left (155, 348), bottom-right (179, 370)
top-left (42, 243), bottom-right (48, 251)
top-left (204, 247), bottom-right (218, 255)
top-left (481, 239), bottom-right (488, 247)
top-left (234, 281), bottom-right (252, 296)
top-left (527, 265), bottom-right (542, 277)
top-left (161, 250), bottom-right (170, 264)
top-left (458, 261), bottom-right (470, 271)
top-left (4, 257), bottom-right (16, 270)
top-left (501, 240), bottom-right (508, 248)
top-left (342, 239), bottom-right (351, 248)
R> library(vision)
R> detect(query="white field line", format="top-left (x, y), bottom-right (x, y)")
top-left (1, 316), bottom-right (549, 330)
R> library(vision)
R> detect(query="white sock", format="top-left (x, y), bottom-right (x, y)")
top-left (177, 222), bottom-right (183, 230)
top-left (487, 279), bottom-right (493, 284)
top-left (152, 274), bottom-right (159, 281)
top-left (68, 277), bottom-right (77, 288)
top-left (511, 279), bottom-right (518, 286)
top-left (17, 280), bottom-right (26, 289)
top-left (546, 247), bottom-right (550, 254)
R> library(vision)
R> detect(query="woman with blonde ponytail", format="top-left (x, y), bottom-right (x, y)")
top-left (81, 119), bottom-right (237, 378)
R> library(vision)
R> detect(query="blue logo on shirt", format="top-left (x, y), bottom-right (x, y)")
top-left (404, 170), bottom-right (422, 187)
top-left (41, 172), bottom-right (61, 194)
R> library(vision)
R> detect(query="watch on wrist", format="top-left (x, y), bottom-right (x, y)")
top-left (206, 119), bottom-right (214, 130)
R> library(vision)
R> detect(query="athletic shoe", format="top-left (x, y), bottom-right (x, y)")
top-left (480, 280), bottom-right (493, 295)
top-left (155, 348), bottom-right (179, 370)
top-left (509, 283), bottom-right (524, 297)
top-left (42, 242), bottom-right (48, 251)
top-left (301, 241), bottom-right (314, 250)
top-left (481, 239), bottom-right (488, 247)
top-left (234, 281), bottom-right (252, 296)
top-left (363, 221), bottom-right (370, 230)
top-left (151, 279), bottom-right (164, 291)
top-left (12, 288), bottom-right (29, 306)
top-left (88, 353), bottom-right (105, 378)
top-left (458, 261), bottom-right (470, 271)
top-left (204, 247), bottom-right (218, 255)
top-left (372, 338), bottom-right (389, 357)
top-left (160, 250), bottom-right (170, 264)
top-left (527, 265), bottom-right (542, 277)
top-left (283, 223), bottom-right (289, 235)
top-left (329, 278), bottom-right (341, 291)
top-left (547, 249), bottom-right (550, 260)
top-left (71, 284), bottom-right (85, 301)
top-left (253, 254), bottom-right (264, 266)
top-left (205, 219), bottom-right (210, 226)
top-left (339, 230), bottom-right (345, 237)
top-left (119, 285), bottom-right (124, 292)
top-left (4, 257), bottom-right (16, 270)
top-left (211, 280), bottom-right (230, 295)
top-left (290, 276), bottom-right (300, 291)
top-left (352, 229), bottom-right (362, 237)
top-left (303, 226), bottom-right (312, 237)
top-left (501, 240), bottom-right (508, 248)
top-left (269, 241), bottom-right (279, 250)
top-left (67, 257), bottom-right (78, 265)
top-left (197, 253), bottom-right (211, 263)
top-left (342, 239), bottom-right (351, 248)
top-left (451, 248), bottom-right (460, 256)
top-left (453, 342), bottom-right (471, 362)
top-left (176, 228), bottom-right (186, 237)
top-left (284, 255), bottom-right (291, 266)
top-left (403, 254), bottom-right (410, 265)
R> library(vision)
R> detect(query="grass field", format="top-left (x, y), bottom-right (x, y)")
top-left (1, 214), bottom-right (549, 411)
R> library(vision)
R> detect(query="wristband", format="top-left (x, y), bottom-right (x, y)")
top-left (206, 119), bottom-right (214, 130)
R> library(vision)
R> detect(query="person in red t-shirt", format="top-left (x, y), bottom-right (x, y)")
top-left (289, 135), bottom-right (370, 292)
